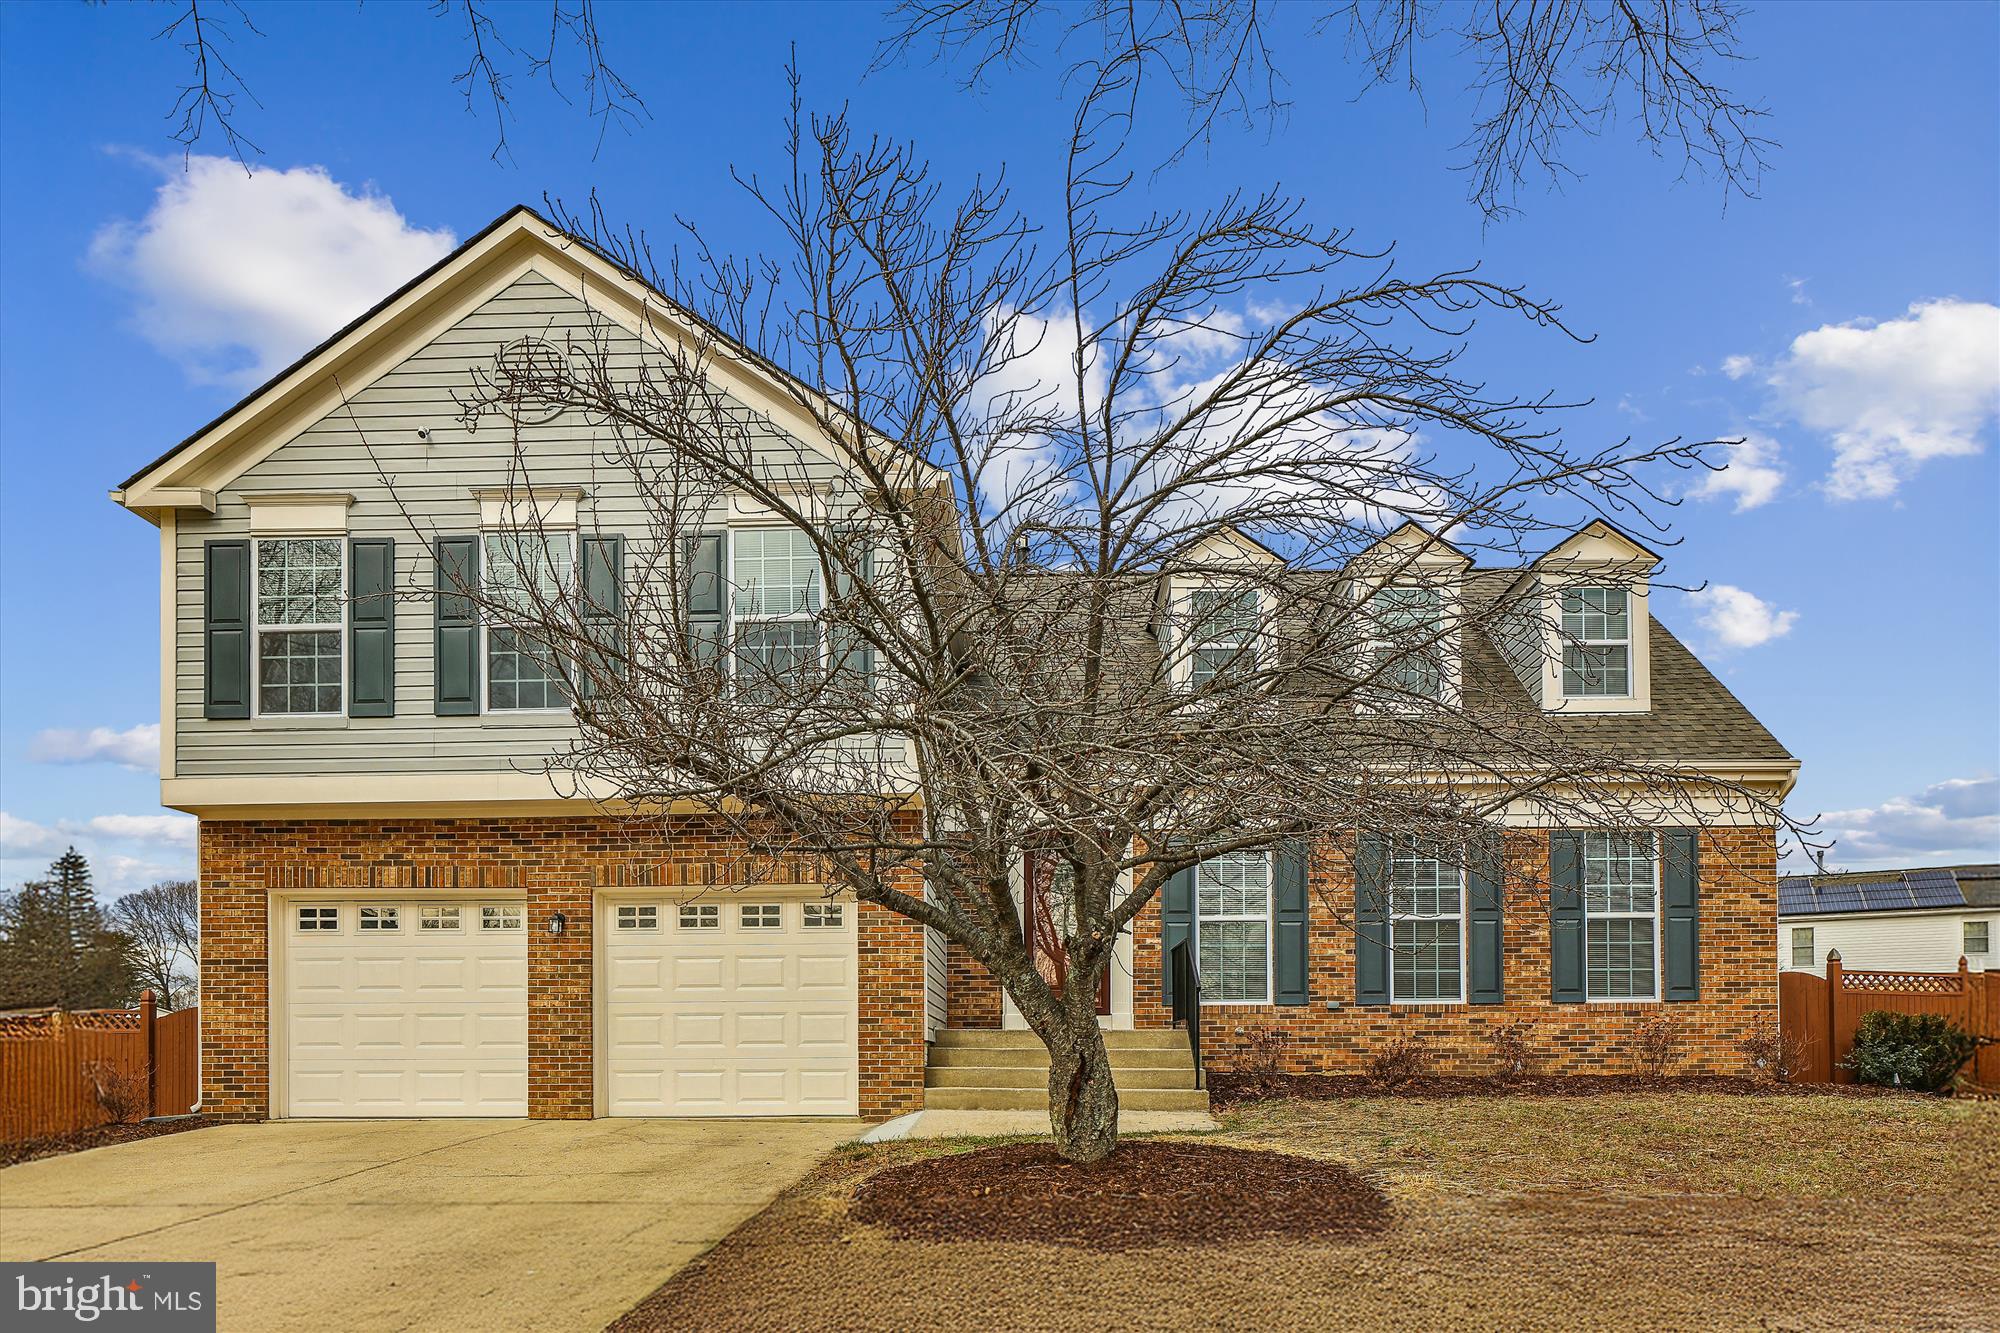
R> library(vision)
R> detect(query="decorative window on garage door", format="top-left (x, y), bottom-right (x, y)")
top-left (297, 905), bottom-right (339, 931)
top-left (803, 902), bottom-right (844, 929)
top-left (741, 903), bottom-right (783, 929)
top-left (679, 904), bottom-right (719, 929)
top-left (480, 904), bottom-right (523, 931)
top-left (616, 904), bottom-right (660, 930)
top-left (359, 905), bottom-right (400, 931)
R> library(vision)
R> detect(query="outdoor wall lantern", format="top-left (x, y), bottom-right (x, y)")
top-left (548, 912), bottom-right (567, 936)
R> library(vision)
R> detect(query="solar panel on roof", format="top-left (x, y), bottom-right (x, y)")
top-left (1814, 885), bottom-right (1865, 912)
top-left (1858, 881), bottom-right (1916, 911)
top-left (1777, 880), bottom-right (1816, 914)
top-left (1909, 879), bottom-right (1967, 908)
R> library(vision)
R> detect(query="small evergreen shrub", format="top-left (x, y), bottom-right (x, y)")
top-left (1843, 1011), bottom-right (1977, 1093)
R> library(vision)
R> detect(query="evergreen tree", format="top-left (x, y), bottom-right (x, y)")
top-left (0, 852), bottom-right (138, 1009)
top-left (49, 847), bottom-right (96, 952)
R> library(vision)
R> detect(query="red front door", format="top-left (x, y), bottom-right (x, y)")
top-left (1025, 851), bottom-right (1112, 1015)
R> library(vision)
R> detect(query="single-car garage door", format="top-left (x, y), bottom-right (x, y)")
top-left (603, 895), bottom-right (857, 1115)
top-left (281, 898), bottom-right (528, 1117)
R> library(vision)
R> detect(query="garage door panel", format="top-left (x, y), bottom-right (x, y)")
top-left (606, 897), bottom-right (857, 1117)
top-left (283, 899), bottom-right (528, 1118)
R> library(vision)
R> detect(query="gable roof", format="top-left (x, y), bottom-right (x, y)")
top-left (112, 204), bottom-right (940, 521)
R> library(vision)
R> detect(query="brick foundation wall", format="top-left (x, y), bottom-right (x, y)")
top-left (1133, 827), bottom-right (1779, 1076)
top-left (196, 815), bottom-right (927, 1121)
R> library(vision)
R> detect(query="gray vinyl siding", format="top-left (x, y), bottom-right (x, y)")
top-left (1493, 594), bottom-right (1546, 707)
top-left (924, 925), bottom-right (948, 1039)
top-left (172, 270), bottom-right (850, 779)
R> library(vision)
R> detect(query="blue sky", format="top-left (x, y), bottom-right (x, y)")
top-left (2, 1), bottom-right (1995, 894)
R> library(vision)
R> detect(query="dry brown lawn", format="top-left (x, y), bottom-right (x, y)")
top-left (613, 1094), bottom-right (1998, 1332)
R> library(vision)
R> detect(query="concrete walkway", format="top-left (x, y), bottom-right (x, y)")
top-left (0, 1118), bottom-right (857, 1332)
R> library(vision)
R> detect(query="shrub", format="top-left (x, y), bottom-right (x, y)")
top-left (1843, 1011), bottom-right (1977, 1093)
top-left (1488, 1019), bottom-right (1537, 1079)
top-left (1237, 1025), bottom-right (1294, 1099)
top-left (1634, 1015), bottom-right (1683, 1077)
top-left (1365, 1034), bottom-right (1431, 1091)
top-left (1739, 1024), bottom-right (1811, 1083)
top-left (81, 1060), bottom-right (147, 1124)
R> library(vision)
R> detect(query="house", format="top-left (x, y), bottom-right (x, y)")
top-left (1778, 865), bottom-right (1996, 977)
top-left (111, 206), bottom-right (1798, 1123)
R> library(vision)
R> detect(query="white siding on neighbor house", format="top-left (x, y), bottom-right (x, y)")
top-left (172, 271), bottom-right (855, 780)
top-left (924, 924), bottom-right (948, 1039)
top-left (1779, 909), bottom-right (1995, 978)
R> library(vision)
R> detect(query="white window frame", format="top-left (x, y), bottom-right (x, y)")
top-left (480, 904), bottom-right (524, 932)
top-left (296, 905), bottom-right (340, 932)
top-left (1966, 920), bottom-right (1990, 956)
top-left (481, 527), bottom-right (578, 715)
top-left (1368, 584), bottom-right (1450, 710)
top-left (419, 905), bottom-right (463, 932)
top-left (1561, 586), bottom-right (1634, 700)
top-left (252, 536), bottom-right (346, 718)
top-left (358, 904), bottom-right (401, 932)
top-left (803, 902), bottom-right (845, 930)
top-left (1194, 850), bottom-right (1273, 1006)
top-left (1790, 925), bottom-right (1815, 968)
top-left (740, 903), bottom-right (784, 930)
top-left (679, 904), bottom-right (720, 930)
top-left (615, 903), bottom-right (660, 931)
top-left (729, 527), bottom-right (827, 683)
top-left (1183, 585), bottom-right (1260, 690)
top-left (1581, 832), bottom-right (1661, 1002)
top-left (1388, 841), bottom-right (1466, 1005)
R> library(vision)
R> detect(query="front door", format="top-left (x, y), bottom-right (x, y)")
top-left (1024, 852), bottom-right (1112, 1015)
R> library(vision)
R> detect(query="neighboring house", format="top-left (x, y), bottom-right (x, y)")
top-left (111, 206), bottom-right (1799, 1124)
top-left (1778, 865), bottom-right (1997, 977)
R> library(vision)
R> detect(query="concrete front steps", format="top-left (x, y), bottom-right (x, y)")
top-left (924, 1027), bottom-right (1209, 1112)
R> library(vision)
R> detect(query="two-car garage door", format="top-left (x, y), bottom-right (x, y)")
top-left (278, 893), bottom-right (856, 1118)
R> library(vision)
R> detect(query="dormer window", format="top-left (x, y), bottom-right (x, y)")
top-left (1187, 587), bottom-right (1258, 688)
top-left (1374, 586), bottom-right (1445, 703)
top-left (1561, 587), bottom-right (1631, 698)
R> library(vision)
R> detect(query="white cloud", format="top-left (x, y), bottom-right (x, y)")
top-left (1685, 583), bottom-right (1798, 650)
top-left (1763, 299), bottom-right (2000, 501)
top-left (0, 812), bottom-right (64, 856)
top-left (1720, 354), bottom-right (1756, 380)
top-left (1785, 276), bottom-right (1811, 307)
top-left (1812, 776), bottom-right (2000, 871)
top-left (28, 723), bottom-right (160, 769)
top-left (69, 814), bottom-right (197, 848)
top-left (90, 155), bottom-right (456, 388)
top-left (2, 810), bottom-right (197, 899)
top-left (1688, 433), bottom-right (1785, 512)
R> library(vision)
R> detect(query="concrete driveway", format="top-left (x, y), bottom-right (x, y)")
top-left (0, 1118), bottom-right (857, 1332)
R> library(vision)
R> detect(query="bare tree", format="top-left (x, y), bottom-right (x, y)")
top-left (881, 0), bottom-right (1773, 220)
top-left (112, 880), bottom-right (200, 1012)
top-left (362, 57), bottom-right (1799, 1162)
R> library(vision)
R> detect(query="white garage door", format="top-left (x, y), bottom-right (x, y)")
top-left (603, 896), bottom-right (857, 1115)
top-left (281, 898), bottom-right (529, 1117)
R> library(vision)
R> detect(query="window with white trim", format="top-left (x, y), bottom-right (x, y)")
top-left (420, 906), bottom-right (462, 931)
top-left (480, 904), bottom-right (523, 931)
top-left (1186, 587), bottom-right (1258, 689)
top-left (615, 904), bottom-right (659, 931)
top-left (732, 529), bottom-right (823, 690)
top-left (1372, 586), bottom-right (1446, 704)
top-left (1196, 851), bottom-right (1271, 1003)
top-left (1561, 587), bottom-right (1631, 697)
top-left (741, 903), bottom-right (783, 930)
top-left (484, 530), bottom-right (575, 711)
top-left (803, 902), bottom-right (844, 929)
top-left (358, 905), bottom-right (400, 932)
top-left (297, 905), bottom-right (339, 931)
top-left (255, 537), bottom-right (344, 715)
top-left (679, 904), bottom-right (719, 930)
top-left (1390, 842), bottom-right (1464, 1001)
top-left (1967, 920), bottom-right (1990, 956)
top-left (1583, 832), bottom-right (1657, 999)
top-left (1790, 926), bottom-right (1814, 968)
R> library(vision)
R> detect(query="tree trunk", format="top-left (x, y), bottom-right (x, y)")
top-left (1045, 1008), bottom-right (1119, 1163)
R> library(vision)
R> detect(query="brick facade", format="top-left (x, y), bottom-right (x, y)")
top-left (946, 827), bottom-right (1778, 1077)
top-left (196, 815), bottom-right (927, 1122)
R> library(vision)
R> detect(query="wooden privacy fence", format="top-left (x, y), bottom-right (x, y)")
top-left (1779, 955), bottom-right (1998, 1087)
top-left (0, 993), bottom-right (198, 1142)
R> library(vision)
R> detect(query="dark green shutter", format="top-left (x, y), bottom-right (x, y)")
top-left (203, 540), bottom-right (251, 719)
top-left (434, 535), bottom-right (479, 716)
top-left (348, 538), bottom-right (395, 718)
top-left (578, 534), bottom-right (623, 701)
top-left (1161, 864), bottom-right (1194, 1007)
top-left (1549, 831), bottom-right (1586, 1003)
top-left (830, 539), bottom-right (876, 687)
top-left (1353, 832), bottom-right (1390, 1006)
top-left (1662, 829), bottom-right (1700, 1002)
top-left (1466, 831), bottom-right (1504, 1004)
top-left (685, 532), bottom-right (725, 670)
top-left (1273, 840), bottom-right (1309, 1006)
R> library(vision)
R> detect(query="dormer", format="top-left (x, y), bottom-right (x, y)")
top-left (1156, 525), bottom-right (1283, 687)
top-left (1500, 520), bottom-right (1660, 714)
top-left (1343, 521), bottom-right (1472, 708)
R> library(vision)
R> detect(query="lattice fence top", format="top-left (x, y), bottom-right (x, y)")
top-left (0, 1007), bottom-right (145, 1039)
top-left (1841, 970), bottom-right (1967, 994)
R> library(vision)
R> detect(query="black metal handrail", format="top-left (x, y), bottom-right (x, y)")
top-left (1169, 938), bottom-right (1203, 1089)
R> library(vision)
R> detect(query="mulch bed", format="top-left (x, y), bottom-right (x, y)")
top-left (849, 1140), bottom-right (1389, 1250)
top-left (1208, 1071), bottom-right (1909, 1106)
top-left (1, 1116), bottom-right (218, 1168)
